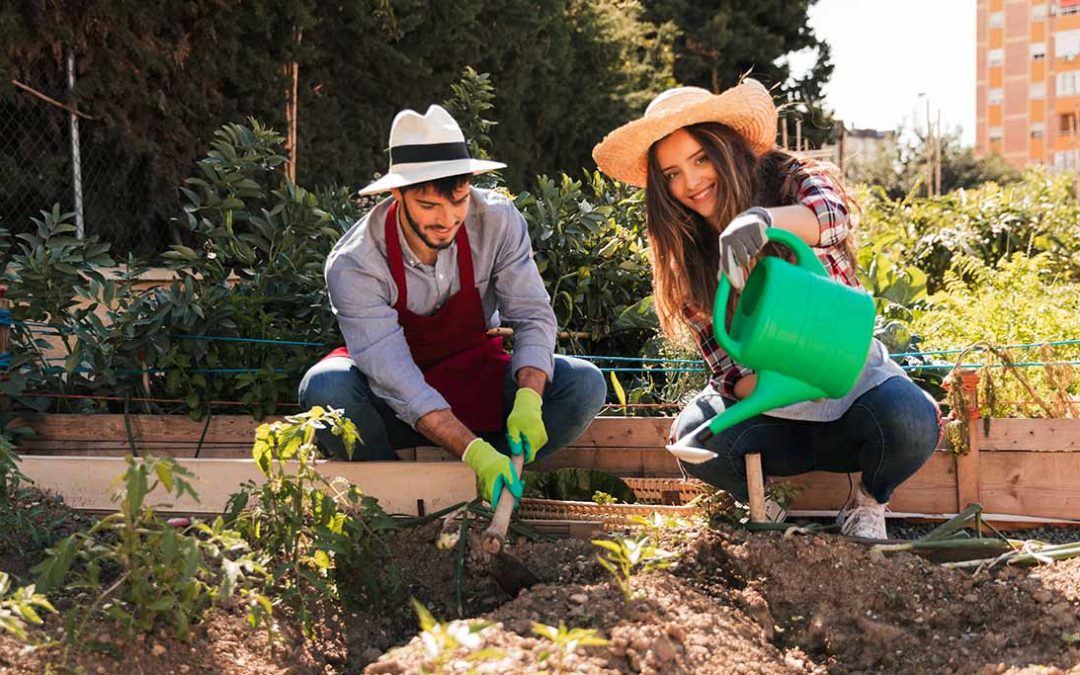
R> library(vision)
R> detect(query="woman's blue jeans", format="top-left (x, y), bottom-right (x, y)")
top-left (297, 355), bottom-right (608, 461)
top-left (672, 376), bottom-right (941, 504)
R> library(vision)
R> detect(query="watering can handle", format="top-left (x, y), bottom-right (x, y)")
top-left (764, 228), bottom-right (829, 277)
top-left (712, 228), bottom-right (828, 358)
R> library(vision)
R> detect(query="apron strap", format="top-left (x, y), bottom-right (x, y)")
top-left (383, 203), bottom-right (408, 311)
top-left (455, 223), bottom-right (475, 290)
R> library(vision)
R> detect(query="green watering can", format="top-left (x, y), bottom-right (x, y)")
top-left (667, 228), bottom-right (876, 464)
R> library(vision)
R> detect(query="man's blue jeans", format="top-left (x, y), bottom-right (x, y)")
top-left (671, 376), bottom-right (941, 504)
top-left (297, 355), bottom-right (608, 461)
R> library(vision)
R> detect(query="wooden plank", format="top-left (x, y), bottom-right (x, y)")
top-left (532, 446), bottom-right (681, 477)
top-left (785, 451), bottom-right (958, 514)
top-left (569, 417), bottom-right (671, 448)
top-left (20, 456), bottom-right (476, 516)
top-left (979, 452), bottom-right (1080, 520)
top-left (981, 418), bottom-right (1080, 452)
top-left (14, 415), bottom-right (676, 449)
top-left (14, 414), bottom-right (271, 444)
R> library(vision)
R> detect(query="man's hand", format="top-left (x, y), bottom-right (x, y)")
top-left (506, 388), bottom-right (547, 463)
top-left (462, 439), bottom-right (523, 510)
top-left (719, 207), bottom-right (771, 290)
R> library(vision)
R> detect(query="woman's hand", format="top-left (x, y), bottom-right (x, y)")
top-left (733, 373), bottom-right (757, 400)
top-left (719, 207), bottom-right (772, 290)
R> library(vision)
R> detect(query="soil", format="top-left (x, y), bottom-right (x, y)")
top-left (0, 500), bottom-right (1077, 674)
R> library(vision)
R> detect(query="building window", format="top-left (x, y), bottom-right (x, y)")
top-left (1055, 29), bottom-right (1080, 59)
top-left (1032, 42), bottom-right (1047, 60)
top-left (1032, 123), bottom-right (1046, 139)
top-left (989, 88), bottom-right (1004, 104)
top-left (990, 11), bottom-right (1004, 27)
top-left (989, 126), bottom-right (1004, 140)
top-left (1057, 71), bottom-right (1079, 95)
top-left (1057, 3), bottom-right (1080, 17)
top-left (1032, 82), bottom-right (1047, 99)
top-left (1060, 114), bottom-right (1080, 134)
top-left (989, 48), bottom-right (1004, 67)
top-left (1054, 150), bottom-right (1079, 170)
top-left (1034, 3), bottom-right (1049, 20)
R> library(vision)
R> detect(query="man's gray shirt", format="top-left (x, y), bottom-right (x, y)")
top-left (325, 187), bottom-right (557, 427)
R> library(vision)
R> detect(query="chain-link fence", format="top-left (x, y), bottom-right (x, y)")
top-left (1, 64), bottom-right (164, 255)
top-left (0, 86), bottom-right (73, 233)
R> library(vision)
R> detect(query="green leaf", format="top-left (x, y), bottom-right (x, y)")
top-left (609, 371), bottom-right (626, 415)
top-left (155, 462), bottom-right (175, 494)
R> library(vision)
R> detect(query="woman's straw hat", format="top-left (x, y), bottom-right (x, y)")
top-left (592, 78), bottom-right (777, 187)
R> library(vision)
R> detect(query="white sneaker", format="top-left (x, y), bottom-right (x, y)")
top-left (839, 486), bottom-right (888, 539)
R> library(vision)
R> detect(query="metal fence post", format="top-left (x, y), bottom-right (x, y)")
top-left (67, 48), bottom-right (84, 239)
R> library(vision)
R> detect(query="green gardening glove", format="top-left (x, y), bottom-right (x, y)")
top-left (462, 438), bottom-right (523, 510)
top-left (506, 388), bottom-right (547, 463)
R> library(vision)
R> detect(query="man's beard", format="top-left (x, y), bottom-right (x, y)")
top-left (401, 201), bottom-right (456, 250)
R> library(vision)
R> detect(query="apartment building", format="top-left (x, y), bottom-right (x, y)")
top-left (976, 0), bottom-right (1080, 169)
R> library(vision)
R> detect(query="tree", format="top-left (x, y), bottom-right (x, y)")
top-left (850, 128), bottom-right (1021, 199)
top-left (641, 0), bottom-right (836, 147)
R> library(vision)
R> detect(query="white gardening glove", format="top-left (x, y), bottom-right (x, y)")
top-left (718, 207), bottom-right (772, 290)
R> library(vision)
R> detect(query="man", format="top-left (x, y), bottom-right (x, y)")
top-left (299, 104), bottom-right (607, 509)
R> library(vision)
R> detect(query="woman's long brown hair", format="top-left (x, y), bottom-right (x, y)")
top-left (644, 121), bottom-right (858, 343)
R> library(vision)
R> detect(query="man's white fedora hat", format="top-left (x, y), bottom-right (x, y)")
top-left (359, 105), bottom-right (506, 195)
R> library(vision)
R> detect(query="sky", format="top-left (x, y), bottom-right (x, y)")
top-left (788, 0), bottom-right (976, 145)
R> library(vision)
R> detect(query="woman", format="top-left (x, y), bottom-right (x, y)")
top-left (592, 79), bottom-right (940, 539)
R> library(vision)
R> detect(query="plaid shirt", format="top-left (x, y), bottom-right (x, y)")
top-left (688, 166), bottom-right (861, 398)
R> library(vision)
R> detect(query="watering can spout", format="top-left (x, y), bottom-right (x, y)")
top-left (666, 370), bottom-right (827, 464)
top-left (705, 371), bottom-right (826, 436)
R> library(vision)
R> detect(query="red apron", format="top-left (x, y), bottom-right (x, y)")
top-left (323, 203), bottom-right (510, 431)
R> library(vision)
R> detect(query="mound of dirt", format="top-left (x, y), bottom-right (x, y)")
top-left (367, 525), bottom-right (1080, 674)
top-left (0, 515), bottom-right (1078, 674)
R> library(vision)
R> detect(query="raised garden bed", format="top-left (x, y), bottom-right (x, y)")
top-left (13, 413), bottom-right (1080, 522)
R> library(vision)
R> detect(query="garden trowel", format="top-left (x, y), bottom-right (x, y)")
top-left (480, 451), bottom-right (540, 596)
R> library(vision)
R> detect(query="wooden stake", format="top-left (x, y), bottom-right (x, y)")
top-left (283, 27), bottom-right (302, 182)
top-left (795, 119), bottom-right (802, 156)
top-left (926, 97), bottom-right (934, 197)
top-left (955, 370), bottom-right (982, 511)
top-left (935, 109), bottom-right (942, 196)
top-left (837, 123), bottom-right (846, 176)
top-left (782, 118), bottom-right (789, 150)
top-left (745, 452), bottom-right (766, 523)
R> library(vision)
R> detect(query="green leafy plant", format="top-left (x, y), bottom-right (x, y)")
top-left (408, 598), bottom-right (505, 674)
top-left (521, 468), bottom-right (636, 503)
top-left (33, 454), bottom-right (270, 652)
top-left (627, 511), bottom-right (700, 545)
top-left (592, 533), bottom-right (676, 608)
top-left (224, 406), bottom-right (361, 637)
top-left (225, 405), bottom-right (411, 636)
top-left (0, 430), bottom-right (28, 506)
top-left (532, 621), bottom-right (609, 675)
top-left (0, 571), bottom-right (56, 642)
